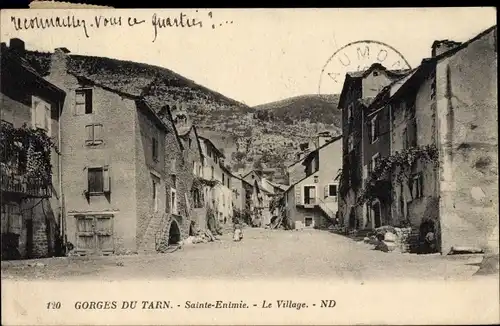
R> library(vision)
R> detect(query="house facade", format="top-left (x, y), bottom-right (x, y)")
top-left (284, 134), bottom-right (342, 229)
top-left (198, 136), bottom-right (234, 226)
top-left (1, 39), bottom-right (66, 260)
top-left (338, 63), bottom-right (410, 231)
top-left (178, 124), bottom-right (207, 233)
top-left (40, 47), bottom-right (189, 255)
top-left (339, 25), bottom-right (497, 255)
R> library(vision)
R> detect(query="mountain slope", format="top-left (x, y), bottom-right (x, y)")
top-left (254, 94), bottom-right (341, 126)
top-left (24, 50), bottom-right (341, 178)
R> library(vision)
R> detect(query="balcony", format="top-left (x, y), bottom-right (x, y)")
top-left (0, 168), bottom-right (52, 199)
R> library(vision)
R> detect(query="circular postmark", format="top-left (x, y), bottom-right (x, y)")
top-left (318, 40), bottom-right (412, 95)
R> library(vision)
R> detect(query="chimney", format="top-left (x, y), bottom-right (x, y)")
top-left (9, 38), bottom-right (25, 57)
top-left (431, 40), bottom-right (462, 57)
top-left (49, 47), bottom-right (71, 77)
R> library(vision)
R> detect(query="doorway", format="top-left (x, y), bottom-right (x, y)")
top-left (348, 207), bottom-right (356, 228)
top-left (372, 201), bottom-right (382, 228)
top-left (75, 214), bottom-right (114, 255)
top-left (168, 220), bottom-right (181, 245)
top-left (304, 186), bottom-right (316, 205)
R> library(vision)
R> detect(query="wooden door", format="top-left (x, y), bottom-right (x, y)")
top-left (75, 215), bottom-right (114, 255)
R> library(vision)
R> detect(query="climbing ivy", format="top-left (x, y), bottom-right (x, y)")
top-left (0, 122), bottom-right (58, 181)
top-left (192, 176), bottom-right (220, 190)
top-left (357, 144), bottom-right (439, 205)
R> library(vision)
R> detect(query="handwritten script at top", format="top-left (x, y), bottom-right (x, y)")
top-left (10, 12), bottom-right (235, 42)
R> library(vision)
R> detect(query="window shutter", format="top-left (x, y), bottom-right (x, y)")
top-left (324, 185), bottom-right (328, 198)
top-left (171, 158), bottom-right (177, 174)
top-left (83, 167), bottom-right (89, 194)
top-left (85, 125), bottom-right (93, 142)
top-left (103, 165), bottom-right (110, 193)
top-left (95, 124), bottom-right (103, 142)
top-left (45, 105), bottom-right (51, 136)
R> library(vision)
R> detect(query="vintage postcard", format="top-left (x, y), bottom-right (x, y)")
top-left (1, 7), bottom-right (499, 326)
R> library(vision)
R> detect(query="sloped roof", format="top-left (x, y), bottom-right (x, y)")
top-left (346, 63), bottom-right (410, 79)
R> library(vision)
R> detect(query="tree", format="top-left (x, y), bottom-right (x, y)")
top-left (232, 151), bottom-right (246, 163)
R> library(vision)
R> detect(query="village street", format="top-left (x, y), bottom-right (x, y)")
top-left (1, 228), bottom-right (485, 281)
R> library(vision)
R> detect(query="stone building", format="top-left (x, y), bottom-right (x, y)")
top-left (198, 136), bottom-right (234, 226)
top-left (345, 25), bottom-right (497, 255)
top-left (24, 45), bottom-right (193, 255)
top-left (1, 39), bottom-right (66, 260)
top-left (284, 135), bottom-right (342, 229)
top-left (338, 63), bottom-right (410, 231)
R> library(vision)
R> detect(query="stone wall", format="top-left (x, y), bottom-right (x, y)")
top-left (436, 28), bottom-right (498, 254)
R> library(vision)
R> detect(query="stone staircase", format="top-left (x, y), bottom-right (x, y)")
top-left (138, 212), bottom-right (169, 254)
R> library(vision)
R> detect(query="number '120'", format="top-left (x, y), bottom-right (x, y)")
top-left (47, 302), bottom-right (61, 309)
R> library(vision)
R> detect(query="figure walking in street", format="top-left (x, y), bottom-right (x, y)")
top-left (233, 223), bottom-right (243, 242)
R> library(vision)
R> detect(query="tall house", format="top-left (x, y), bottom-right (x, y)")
top-left (1, 39), bottom-right (66, 260)
top-left (350, 25), bottom-right (497, 255)
top-left (284, 134), bottom-right (342, 229)
top-left (198, 136), bottom-right (234, 225)
top-left (32, 47), bottom-right (188, 255)
top-left (337, 63), bottom-right (410, 230)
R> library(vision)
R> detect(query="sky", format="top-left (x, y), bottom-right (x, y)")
top-left (1, 8), bottom-right (497, 106)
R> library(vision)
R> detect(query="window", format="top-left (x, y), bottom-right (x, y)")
top-left (211, 166), bottom-right (214, 179)
top-left (170, 188), bottom-right (178, 214)
top-left (410, 173), bottom-right (424, 200)
top-left (329, 184), bottom-right (338, 197)
top-left (75, 89), bottom-right (93, 115)
top-left (31, 96), bottom-right (51, 136)
top-left (222, 173), bottom-right (225, 184)
top-left (85, 124), bottom-right (103, 146)
top-left (189, 138), bottom-right (192, 148)
top-left (303, 186), bottom-right (316, 205)
top-left (227, 177), bottom-right (230, 188)
top-left (152, 175), bottom-right (159, 212)
top-left (171, 174), bottom-right (177, 189)
top-left (370, 116), bottom-right (379, 143)
top-left (87, 166), bottom-right (110, 195)
top-left (152, 137), bottom-right (158, 161)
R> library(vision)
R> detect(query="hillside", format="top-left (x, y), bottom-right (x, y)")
top-left (24, 50), bottom-right (342, 178)
top-left (254, 94), bottom-right (341, 126)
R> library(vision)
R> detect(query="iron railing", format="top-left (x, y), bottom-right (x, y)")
top-left (0, 169), bottom-right (52, 198)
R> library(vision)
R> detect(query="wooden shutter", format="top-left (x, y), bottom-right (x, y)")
top-left (85, 125), bottom-right (93, 143)
top-left (94, 124), bottom-right (103, 142)
top-left (171, 158), bottom-right (177, 174)
top-left (103, 165), bottom-right (110, 193)
top-left (95, 215), bottom-right (114, 253)
top-left (45, 104), bottom-right (51, 136)
top-left (83, 167), bottom-right (89, 194)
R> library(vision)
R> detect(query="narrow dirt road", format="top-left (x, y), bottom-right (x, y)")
top-left (1, 228), bottom-right (484, 281)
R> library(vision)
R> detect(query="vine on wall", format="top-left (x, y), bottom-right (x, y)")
top-left (357, 144), bottom-right (439, 205)
top-left (0, 122), bottom-right (58, 180)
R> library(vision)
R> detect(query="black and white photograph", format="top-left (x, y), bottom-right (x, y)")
top-left (1, 6), bottom-right (498, 325)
